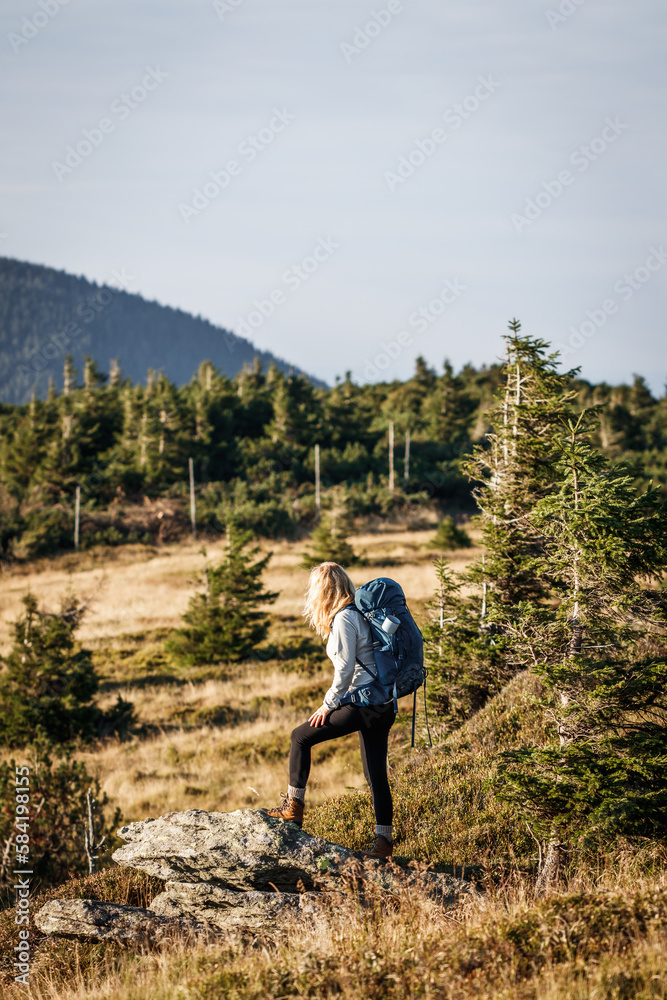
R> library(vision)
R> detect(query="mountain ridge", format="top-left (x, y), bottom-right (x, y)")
top-left (0, 256), bottom-right (326, 404)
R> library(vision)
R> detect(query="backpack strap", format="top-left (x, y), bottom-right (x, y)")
top-left (328, 602), bottom-right (357, 629)
top-left (410, 674), bottom-right (432, 749)
top-left (330, 603), bottom-right (379, 682)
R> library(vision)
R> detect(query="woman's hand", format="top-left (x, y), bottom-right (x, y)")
top-left (308, 704), bottom-right (332, 727)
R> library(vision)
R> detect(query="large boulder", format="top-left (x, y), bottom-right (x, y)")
top-left (150, 881), bottom-right (323, 930)
top-left (112, 808), bottom-right (354, 892)
top-left (34, 898), bottom-right (204, 945)
top-left (36, 809), bottom-right (473, 945)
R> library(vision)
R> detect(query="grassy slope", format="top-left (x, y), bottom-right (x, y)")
top-left (1, 528), bottom-right (666, 998)
top-left (1, 672), bottom-right (666, 1000)
top-left (306, 670), bottom-right (550, 869)
top-left (0, 527), bottom-right (450, 824)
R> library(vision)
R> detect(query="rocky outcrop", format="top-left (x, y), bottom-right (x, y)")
top-left (34, 898), bottom-right (204, 945)
top-left (36, 809), bottom-right (473, 945)
top-left (150, 881), bottom-right (323, 930)
top-left (112, 808), bottom-right (355, 892)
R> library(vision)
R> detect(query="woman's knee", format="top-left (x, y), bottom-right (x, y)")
top-left (291, 722), bottom-right (311, 748)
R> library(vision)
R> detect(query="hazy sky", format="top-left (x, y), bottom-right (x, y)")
top-left (2, 0), bottom-right (665, 390)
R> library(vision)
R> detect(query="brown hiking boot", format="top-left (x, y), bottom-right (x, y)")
top-left (362, 834), bottom-right (393, 859)
top-left (265, 793), bottom-right (304, 828)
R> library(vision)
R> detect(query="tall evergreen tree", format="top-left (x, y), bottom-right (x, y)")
top-left (463, 320), bottom-right (577, 607)
top-left (496, 410), bottom-right (667, 891)
top-left (425, 322), bottom-right (578, 729)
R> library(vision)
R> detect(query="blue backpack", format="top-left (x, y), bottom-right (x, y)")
top-left (338, 577), bottom-right (430, 746)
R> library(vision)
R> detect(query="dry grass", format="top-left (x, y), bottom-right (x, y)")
top-left (1, 523), bottom-right (438, 826)
top-left (0, 522), bottom-right (665, 998)
top-left (0, 526), bottom-right (481, 653)
top-left (84, 663), bottom-right (405, 819)
top-left (2, 863), bottom-right (666, 1000)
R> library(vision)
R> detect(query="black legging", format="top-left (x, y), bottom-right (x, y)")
top-left (289, 702), bottom-right (396, 825)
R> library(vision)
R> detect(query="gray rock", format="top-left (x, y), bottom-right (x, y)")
top-left (361, 865), bottom-right (472, 905)
top-left (36, 811), bottom-right (474, 946)
top-left (113, 808), bottom-right (354, 891)
top-left (34, 898), bottom-right (204, 945)
top-left (150, 881), bottom-right (322, 930)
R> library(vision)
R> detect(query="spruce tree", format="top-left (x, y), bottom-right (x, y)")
top-left (422, 558), bottom-right (509, 728)
top-left (167, 528), bottom-right (278, 666)
top-left (425, 321), bottom-right (578, 729)
top-left (463, 320), bottom-right (577, 607)
top-left (301, 487), bottom-right (358, 569)
top-left (496, 410), bottom-right (667, 890)
top-left (0, 594), bottom-right (100, 747)
top-left (428, 515), bottom-right (472, 551)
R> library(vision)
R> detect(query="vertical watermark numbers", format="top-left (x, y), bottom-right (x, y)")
top-left (13, 765), bottom-right (32, 986)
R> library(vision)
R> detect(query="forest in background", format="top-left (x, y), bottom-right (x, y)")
top-left (0, 343), bottom-right (665, 562)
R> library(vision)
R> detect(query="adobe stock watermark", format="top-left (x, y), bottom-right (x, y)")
top-left (511, 117), bottom-right (628, 233)
top-left (51, 66), bottom-right (168, 182)
top-left (356, 276), bottom-right (467, 382)
top-left (556, 246), bottom-right (667, 359)
top-left (12, 765), bottom-right (32, 986)
top-left (179, 108), bottom-right (295, 224)
top-left (7, 0), bottom-right (70, 54)
top-left (17, 268), bottom-right (135, 384)
top-left (384, 75), bottom-right (501, 192)
top-left (340, 0), bottom-right (405, 64)
top-left (212, 0), bottom-right (245, 20)
top-left (545, 0), bottom-right (588, 30)
top-left (231, 237), bottom-right (340, 343)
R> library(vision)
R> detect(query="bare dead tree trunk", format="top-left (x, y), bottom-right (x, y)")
top-left (388, 421), bottom-right (395, 492)
top-left (0, 835), bottom-right (12, 882)
top-left (536, 428), bottom-right (581, 898)
top-left (84, 787), bottom-right (106, 874)
top-left (535, 838), bottom-right (565, 896)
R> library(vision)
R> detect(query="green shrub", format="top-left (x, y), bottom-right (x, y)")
top-left (0, 743), bottom-right (121, 893)
top-left (428, 515), bottom-right (472, 551)
top-left (166, 528), bottom-right (278, 666)
top-left (18, 504), bottom-right (73, 558)
top-left (301, 522), bottom-right (358, 569)
top-left (0, 593), bottom-right (99, 747)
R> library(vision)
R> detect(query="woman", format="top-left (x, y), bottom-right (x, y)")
top-left (266, 561), bottom-right (396, 859)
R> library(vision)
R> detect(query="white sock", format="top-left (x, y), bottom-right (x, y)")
top-left (375, 824), bottom-right (393, 841)
top-left (288, 785), bottom-right (306, 803)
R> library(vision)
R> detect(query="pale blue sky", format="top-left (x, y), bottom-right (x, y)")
top-left (1, 0), bottom-right (665, 390)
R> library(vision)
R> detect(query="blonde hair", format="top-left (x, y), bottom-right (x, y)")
top-left (303, 562), bottom-right (356, 639)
